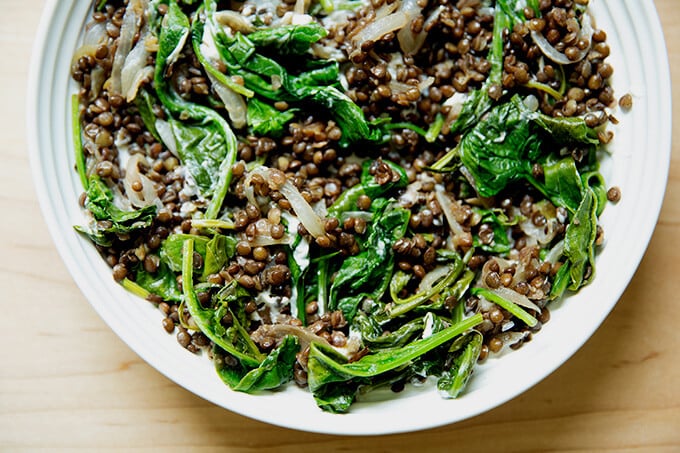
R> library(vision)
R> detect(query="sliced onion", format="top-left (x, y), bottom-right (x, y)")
top-left (248, 167), bottom-right (326, 238)
top-left (214, 10), bottom-right (255, 33)
top-left (530, 11), bottom-right (592, 65)
top-left (524, 94), bottom-right (540, 112)
top-left (89, 66), bottom-right (107, 101)
top-left (517, 207), bottom-right (559, 245)
top-left (398, 3), bottom-right (444, 55)
top-left (271, 75), bottom-right (282, 91)
top-left (155, 119), bottom-right (178, 157)
top-left (417, 265), bottom-right (450, 294)
top-left (206, 72), bottom-right (247, 128)
top-left (490, 331), bottom-right (528, 356)
top-left (374, 0), bottom-right (400, 20)
top-left (248, 234), bottom-right (293, 247)
top-left (395, 0), bottom-right (422, 54)
top-left (488, 286), bottom-right (542, 313)
top-left (83, 21), bottom-right (108, 47)
top-left (435, 185), bottom-right (472, 249)
top-left (71, 45), bottom-right (98, 67)
top-left (121, 23), bottom-right (153, 102)
top-left (544, 239), bottom-right (565, 264)
top-left (123, 154), bottom-right (161, 209)
top-left (111, 0), bottom-right (147, 96)
top-left (349, 11), bottom-right (408, 60)
top-left (294, 0), bottom-right (309, 15)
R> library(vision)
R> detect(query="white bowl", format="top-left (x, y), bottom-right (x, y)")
top-left (27, 0), bottom-right (672, 435)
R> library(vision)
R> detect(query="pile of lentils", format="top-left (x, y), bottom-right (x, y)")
top-left (72, 0), bottom-right (627, 387)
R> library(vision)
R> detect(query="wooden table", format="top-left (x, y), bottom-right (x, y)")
top-left (2, 1), bottom-right (678, 450)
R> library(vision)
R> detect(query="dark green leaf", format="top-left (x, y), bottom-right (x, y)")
top-left (470, 287), bottom-right (538, 327)
top-left (307, 314), bottom-right (483, 393)
top-left (312, 381), bottom-right (358, 413)
top-left (329, 201), bottom-right (410, 320)
top-left (203, 234), bottom-right (237, 277)
top-left (72, 94), bottom-right (88, 190)
top-left (247, 97), bottom-right (298, 137)
top-left (459, 99), bottom-right (541, 198)
top-left (437, 330), bottom-right (483, 398)
top-left (387, 259), bottom-right (465, 320)
top-left (135, 261), bottom-right (182, 302)
top-left (181, 239), bottom-right (263, 367)
top-left (160, 233), bottom-right (210, 272)
top-left (327, 159), bottom-right (408, 218)
top-left (248, 24), bottom-right (327, 55)
top-left (77, 175), bottom-right (156, 246)
top-left (353, 312), bottom-right (425, 349)
top-left (448, 4), bottom-right (508, 135)
top-left (233, 336), bottom-right (299, 392)
top-left (540, 158), bottom-right (584, 213)
top-left (155, 1), bottom-right (238, 219)
top-left (472, 208), bottom-right (514, 253)
top-left (563, 188), bottom-right (598, 290)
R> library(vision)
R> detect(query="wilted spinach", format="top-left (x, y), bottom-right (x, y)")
top-left (328, 199), bottom-right (410, 321)
top-left (215, 335), bottom-right (300, 392)
top-left (307, 314), bottom-right (483, 412)
top-left (437, 330), bottom-right (483, 399)
top-left (75, 175), bottom-right (156, 246)
top-left (134, 261), bottom-right (182, 302)
top-left (247, 97), bottom-right (298, 137)
top-left (154, 1), bottom-right (238, 219)
top-left (563, 187), bottom-right (598, 290)
top-left (182, 239), bottom-right (263, 367)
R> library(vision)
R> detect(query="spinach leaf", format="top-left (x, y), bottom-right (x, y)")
top-left (437, 330), bottom-right (483, 399)
top-left (307, 314), bottom-right (484, 409)
top-left (181, 239), bottom-right (263, 367)
top-left (550, 260), bottom-right (571, 299)
top-left (135, 261), bottom-right (182, 302)
top-left (472, 208), bottom-right (514, 254)
top-left (458, 99), bottom-right (542, 198)
top-left (496, 0), bottom-right (526, 26)
top-left (312, 381), bottom-right (359, 413)
top-left (75, 175), bottom-right (156, 246)
top-left (203, 234), bottom-right (237, 277)
top-left (232, 336), bottom-right (299, 392)
top-left (191, 16), bottom-right (254, 98)
top-left (209, 14), bottom-right (385, 146)
top-left (470, 287), bottom-right (538, 327)
top-left (134, 89), bottom-right (161, 141)
top-left (160, 233), bottom-right (210, 273)
top-left (563, 187), bottom-right (598, 290)
top-left (329, 200), bottom-right (410, 321)
top-left (387, 259), bottom-right (465, 320)
top-left (540, 157), bottom-right (584, 213)
top-left (457, 96), bottom-right (599, 207)
top-left (415, 269), bottom-right (475, 315)
top-left (247, 97), bottom-right (298, 137)
top-left (353, 312), bottom-right (425, 349)
top-left (154, 1), bottom-right (238, 219)
top-left (288, 235), bottom-right (310, 324)
top-left (327, 159), bottom-right (408, 218)
top-left (530, 111), bottom-right (600, 146)
top-left (248, 24), bottom-right (327, 55)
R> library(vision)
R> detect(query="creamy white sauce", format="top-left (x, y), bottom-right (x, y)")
top-left (254, 288), bottom-right (290, 323)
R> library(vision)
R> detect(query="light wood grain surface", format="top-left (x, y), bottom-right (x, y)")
top-left (1, 1), bottom-right (679, 451)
